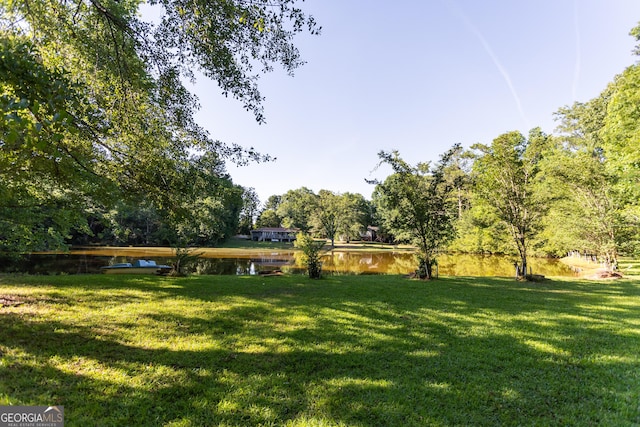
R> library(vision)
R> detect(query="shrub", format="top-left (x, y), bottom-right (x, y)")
top-left (169, 246), bottom-right (203, 277)
top-left (294, 232), bottom-right (325, 279)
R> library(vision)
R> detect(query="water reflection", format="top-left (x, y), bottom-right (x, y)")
top-left (187, 257), bottom-right (294, 276)
top-left (318, 252), bottom-right (575, 277)
top-left (318, 251), bottom-right (416, 275)
top-left (1, 249), bottom-right (576, 277)
top-left (435, 253), bottom-right (576, 278)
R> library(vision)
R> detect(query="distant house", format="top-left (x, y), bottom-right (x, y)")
top-left (362, 226), bottom-right (379, 242)
top-left (250, 227), bottom-right (298, 242)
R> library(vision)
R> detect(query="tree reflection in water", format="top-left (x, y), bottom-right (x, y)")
top-left (5, 250), bottom-right (576, 277)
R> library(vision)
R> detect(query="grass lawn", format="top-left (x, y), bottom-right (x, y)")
top-left (1, 273), bottom-right (639, 426)
top-left (216, 237), bottom-right (414, 253)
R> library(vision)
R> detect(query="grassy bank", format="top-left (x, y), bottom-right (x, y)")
top-left (215, 237), bottom-right (414, 253)
top-left (560, 255), bottom-right (640, 278)
top-left (63, 238), bottom-right (414, 260)
top-left (1, 274), bottom-right (639, 426)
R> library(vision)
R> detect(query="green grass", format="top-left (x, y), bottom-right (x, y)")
top-left (217, 237), bottom-right (296, 250)
top-left (1, 273), bottom-right (640, 426)
top-left (216, 237), bottom-right (412, 253)
top-left (619, 257), bottom-right (640, 276)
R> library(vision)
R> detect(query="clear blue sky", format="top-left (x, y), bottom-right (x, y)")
top-left (182, 0), bottom-right (640, 204)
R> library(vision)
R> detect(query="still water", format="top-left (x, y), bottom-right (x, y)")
top-left (1, 248), bottom-right (576, 277)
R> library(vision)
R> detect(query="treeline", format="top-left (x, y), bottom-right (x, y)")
top-left (0, 0), bottom-right (316, 254)
top-left (1, 0), bottom-right (638, 267)
top-left (6, 41), bottom-right (640, 261)
top-left (256, 50), bottom-right (640, 266)
top-left (66, 184), bottom-right (260, 248)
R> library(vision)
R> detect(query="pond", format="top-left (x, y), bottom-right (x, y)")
top-left (1, 247), bottom-right (577, 277)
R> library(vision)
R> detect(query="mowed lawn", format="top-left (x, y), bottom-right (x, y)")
top-left (1, 272), bottom-right (640, 426)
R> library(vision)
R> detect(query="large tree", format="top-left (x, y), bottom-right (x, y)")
top-left (338, 192), bottom-right (371, 243)
top-left (311, 190), bottom-right (341, 247)
top-left (602, 24), bottom-right (640, 208)
top-left (370, 146), bottom-right (460, 280)
top-left (598, 28), bottom-right (640, 256)
top-left (541, 90), bottom-right (622, 266)
top-left (255, 194), bottom-right (283, 228)
top-left (237, 187), bottom-right (260, 235)
top-left (542, 50), bottom-right (640, 264)
top-left (471, 130), bottom-right (550, 278)
top-left (255, 209), bottom-right (282, 229)
top-left (309, 190), bottom-right (370, 246)
top-left (277, 187), bottom-right (317, 232)
top-left (0, 0), bottom-right (318, 252)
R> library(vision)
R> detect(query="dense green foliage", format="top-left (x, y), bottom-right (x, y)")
top-left (257, 188), bottom-right (372, 245)
top-left (256, 24), bottom-right (640, 269)
top-left (2, 273), bottom-right (640, 425)
top-left (542, 91), bottom-right (622, 264)
top-left (310, 190), bottom-right (370, 247)
top-left (1, 0), bottom-right (638, 270)
top-left (277, 187), bottom-right (317, 232)
top-left (370, 147), bottom-right (459, 279)
top-left (470, 130), bottom-right (551, 277)
top-left (0, 0), bottom-right (318, 253)
top-left (293, 231), bottom-right (324, 278)
top-left (237, 187), bottom-right (260, 236)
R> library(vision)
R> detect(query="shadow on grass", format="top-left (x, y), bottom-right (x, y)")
top-left (1, 274), bottom-right (639, 425)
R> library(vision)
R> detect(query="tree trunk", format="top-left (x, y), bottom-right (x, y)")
top-left (518, 236), bottom-right (527, 279)
top-left (417, 257), bottom-right (432, 280)
top-left (308, 259), bottom-right (322, 279)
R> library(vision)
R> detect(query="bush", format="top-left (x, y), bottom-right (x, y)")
top-left (294, 232), bottom-right (325, 279)
top-left (169, 246), bottom-right (203, 277)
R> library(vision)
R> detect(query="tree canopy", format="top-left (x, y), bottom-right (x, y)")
top-left (2, 3), bottom-right (638, 273)
top-left (471, 130), bottom-right (551, 278)
top-left (371, 146), bottom-right (460, 279)
top-left (0, 0), bottom-right (318, 252)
